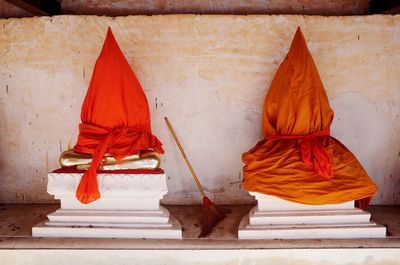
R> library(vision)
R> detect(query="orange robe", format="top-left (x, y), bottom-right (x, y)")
top-left (74, 28), bottom-right (164, 204)
top-left (242, 27), bottom-right (377, 208)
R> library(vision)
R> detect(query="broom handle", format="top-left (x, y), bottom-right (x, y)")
top-left (164, 117), bottom-right (206, 198)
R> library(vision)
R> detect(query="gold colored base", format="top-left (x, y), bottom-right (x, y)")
top-left (59, 149), bottom-right (160, 170)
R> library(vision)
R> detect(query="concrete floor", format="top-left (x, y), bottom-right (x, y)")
top-left (0, 204), bottom-right (399, 249)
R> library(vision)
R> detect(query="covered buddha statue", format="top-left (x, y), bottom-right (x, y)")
top-left (242, 27), bottom-right (377, 209)
top-left (64, 27), bottom-right (164, 204)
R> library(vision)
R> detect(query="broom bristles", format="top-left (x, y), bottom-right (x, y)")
top-left (199, 196), bottom-right (231, 237)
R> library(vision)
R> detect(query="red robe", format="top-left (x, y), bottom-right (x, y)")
top-left (74, 28), bottom-right (164, 204)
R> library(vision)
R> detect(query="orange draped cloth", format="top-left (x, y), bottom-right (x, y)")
top-left (74, 28), bottom-right (164, 204)
top-left (242, 27), bottom-right (377, 208)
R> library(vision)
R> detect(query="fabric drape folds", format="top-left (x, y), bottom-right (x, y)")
top-left (74, 28), bottom-right (164, 204)
top-left (242, 27), bottom-right (377, 207)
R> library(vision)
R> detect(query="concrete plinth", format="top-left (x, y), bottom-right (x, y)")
top-left (32, 171), bottom-right (182, 239)
top-left (238, 192), bottom-right (386, 239)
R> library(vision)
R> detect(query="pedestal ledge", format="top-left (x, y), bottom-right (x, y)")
top-left (32, 170), bottom-right (182, 239)
top-left (238, 192), bottom-right (386, 239)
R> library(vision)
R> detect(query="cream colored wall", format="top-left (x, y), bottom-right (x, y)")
top-left (0, 15), bottom-right (399, 204)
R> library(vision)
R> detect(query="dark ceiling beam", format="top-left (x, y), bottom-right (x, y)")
top-left (381, 5), bottom-right (400, 14)
top-left (4, 0), bottom-right (61, 16)
top-left (369, 0), bottom-right (400, 14)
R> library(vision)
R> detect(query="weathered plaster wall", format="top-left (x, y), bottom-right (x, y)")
top-left (0, 15), bottom-right (399, 204)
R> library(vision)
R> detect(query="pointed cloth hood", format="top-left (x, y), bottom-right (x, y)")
top-left (263, 27), bottom-right (334, 137)
top-left (74, 28), bottom-right (164, 204)
top-left (263, 27), bottom-right (334, 178)
top-left (242, 27), bottom-right (377, 208)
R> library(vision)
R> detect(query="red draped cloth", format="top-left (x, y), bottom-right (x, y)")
top-left (242, 27), bottom-right (377, 208)
top-left (74, 28), bottom-right (164, 204)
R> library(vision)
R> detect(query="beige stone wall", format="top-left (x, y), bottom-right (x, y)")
top-left (0, 15), bottom-right (399, 204)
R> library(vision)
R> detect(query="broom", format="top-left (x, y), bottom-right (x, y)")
top-left (164, 117), bottom-right (230, 237)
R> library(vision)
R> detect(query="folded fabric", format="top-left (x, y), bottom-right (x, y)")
top-left (74, 28), bottom-right (163, 204)
top-left (243, 27), bottom-right (377, 208)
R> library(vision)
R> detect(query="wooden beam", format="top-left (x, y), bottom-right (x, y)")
top-left (60, 0), bottom-right (370, 16)
top-left (4, 0), bottom-right (61, 16)
top-left (369, 0), bottom-right (400, 14)
top-left (382, 5), bottom-right (400, 14)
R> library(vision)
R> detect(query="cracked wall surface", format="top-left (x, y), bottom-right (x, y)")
top-left (0, 15), bottom-right (399, 204)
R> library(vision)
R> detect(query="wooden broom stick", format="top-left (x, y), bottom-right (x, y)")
top-left (164, 117), bottom-right (230, 237)
top-left (164, 117), bottom-right (206, 199)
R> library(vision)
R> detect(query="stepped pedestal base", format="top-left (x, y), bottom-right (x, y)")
top-left (32, 171), bottom-right (182, 239)
top-left (239, 192), bottom-right (386, 239)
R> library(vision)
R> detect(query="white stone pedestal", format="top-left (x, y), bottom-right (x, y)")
top-left (32, 171), bottom-right (182, 239)
top-left (239, 192), bottom-right (386, 239)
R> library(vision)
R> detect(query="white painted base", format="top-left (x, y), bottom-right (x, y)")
top-left (238, 193), bottom-right (386, 239)
top-left (32, 172), bottom-right (182, 239)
